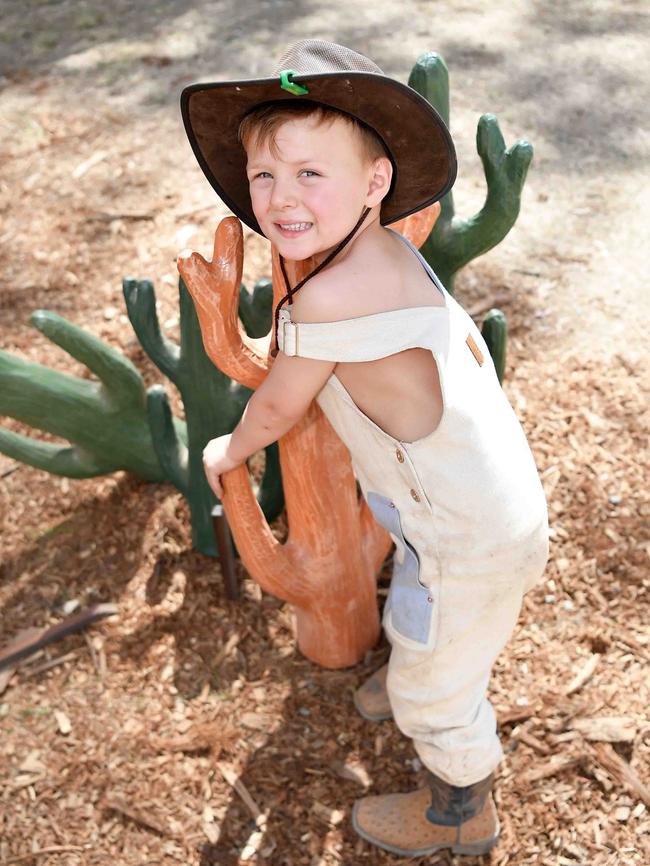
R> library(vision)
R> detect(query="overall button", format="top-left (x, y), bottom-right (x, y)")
top-left (410, 489), bottom-right (421, 503)
top-left (395, 448), bottom-right (405, 463)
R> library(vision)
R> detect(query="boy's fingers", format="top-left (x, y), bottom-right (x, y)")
top-left (202, 458), bottom-right (225, 498)
top-left (204, 468), bottom-right (220, 498)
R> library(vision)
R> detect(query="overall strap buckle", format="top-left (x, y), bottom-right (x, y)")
top-left (280, 318), bottom-right (300, 356)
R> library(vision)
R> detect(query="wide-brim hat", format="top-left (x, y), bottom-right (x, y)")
top-left (180, 39), bottom-right (457, 236)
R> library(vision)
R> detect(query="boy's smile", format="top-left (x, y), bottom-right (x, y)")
top-left (274, 220), bottom-right (313, 238)
top-left (245, 114), bottom-right (381, 265)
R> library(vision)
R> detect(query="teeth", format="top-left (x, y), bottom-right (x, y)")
top-left (279, 222), bottom-right (311, 231)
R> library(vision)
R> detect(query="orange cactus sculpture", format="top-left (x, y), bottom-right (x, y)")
top-left (177, 204), bottom-right (440, 668)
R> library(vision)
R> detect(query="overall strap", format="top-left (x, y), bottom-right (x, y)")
top-left (384, 226), bottom-right (449, 298)
top-left (277, 304), bottom-right (449, 362)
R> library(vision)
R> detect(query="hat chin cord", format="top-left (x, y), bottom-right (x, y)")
top-left (270, 205), bottom-right (372, 358)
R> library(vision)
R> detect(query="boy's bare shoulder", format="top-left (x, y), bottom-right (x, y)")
top-left (290, 259), bottom-right (365, 324)
top-left (291, 242), bottom-right (398, 324)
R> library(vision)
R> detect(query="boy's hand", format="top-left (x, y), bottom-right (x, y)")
top-left (202, 434), bottom-right (243, 499)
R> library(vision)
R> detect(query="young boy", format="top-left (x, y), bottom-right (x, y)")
top-left (181, 39), bottom-right (549, 857)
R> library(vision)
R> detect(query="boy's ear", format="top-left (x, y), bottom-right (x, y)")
top-left (366, 156), bottom-right (393, 206)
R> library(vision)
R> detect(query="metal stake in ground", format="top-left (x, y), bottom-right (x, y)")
top-left (212, 504), bottom-right (239, 600)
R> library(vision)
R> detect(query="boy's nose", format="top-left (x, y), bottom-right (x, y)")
top-left (270, 181), bottom-right (298, 210)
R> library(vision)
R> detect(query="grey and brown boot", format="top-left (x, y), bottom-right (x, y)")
top-left (352, 770), bottom-right (499, 857)
top-left (353, 663), bottom-right (393, 722)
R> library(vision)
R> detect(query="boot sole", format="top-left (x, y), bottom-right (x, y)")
top-left (352, 803), bottom-right (500, 857)
top-left (352, 690), bottom-right (393, 723)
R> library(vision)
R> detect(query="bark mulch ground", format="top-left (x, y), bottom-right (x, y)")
top-left (2, 265), bottom-right (648, 865)
top-left (1, 12), bottom-right (649, 863)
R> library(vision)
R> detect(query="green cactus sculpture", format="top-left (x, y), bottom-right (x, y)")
top-left (408, 52), bottom-right (532, 382)
top-left (481, 308), bottom-right (508, 384)
top-left (0, 310), bottom-right (174, 480)
top-left (123, 275), bottom-right (283, 556)
top-left (0, 277), bottom-right (283, 557)
top-left (409, 52), bottom-right (533, 293)
top-left (238, 278), bottom-right (273, 338)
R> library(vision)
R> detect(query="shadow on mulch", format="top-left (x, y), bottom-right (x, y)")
top-left (190, 646), bottom-right (429, 866)
top-left (112, 540), bottom-right (432, 865)
top-left (0, 472), bottom-right (165, 642)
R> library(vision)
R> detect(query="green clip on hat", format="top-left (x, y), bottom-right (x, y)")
top-left (180, 39), bottom-right (457, 236)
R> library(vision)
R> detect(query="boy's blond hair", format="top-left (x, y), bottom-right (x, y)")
top-left (237, 101), bottom-right (390, 167)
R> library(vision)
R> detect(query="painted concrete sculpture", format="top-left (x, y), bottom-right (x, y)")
top-left (481, 308), bottom-right (508, 383)
top-left (124, 274), bottom-right (283, 555)
top-left (177, 206), bottom-right (438, 668)
top-left (238, 277), bottom-right (273, 338)
top-left (0, 310), bottom-right (169, 481)
top-left (0, 280), bottom-right (283, 556)
top-left (410, 52), bottom-right (534, 293)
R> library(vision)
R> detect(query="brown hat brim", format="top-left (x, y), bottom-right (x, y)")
top-left (180, 70), bottom-right (456, 235)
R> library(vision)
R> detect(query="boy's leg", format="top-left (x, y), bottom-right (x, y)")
top-left (387, 567), bottom-right (525, 785)
top-left (353, 567), bottom-right (527, 855)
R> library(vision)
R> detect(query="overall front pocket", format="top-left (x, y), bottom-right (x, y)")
top-left (366, 491), bottom-right (438, 651)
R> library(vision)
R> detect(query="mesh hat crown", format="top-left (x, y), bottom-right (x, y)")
top-left (180, 39), bottom-right (456, 235)
top-left (273, 39), bottom-right (383, 76)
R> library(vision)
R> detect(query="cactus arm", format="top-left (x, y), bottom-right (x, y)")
top-left (409, 52), bottom-right (533, 296)
top-left (459, 116), bottom-right (533, 259)
top-left (221, 463), bottom-right (304, 603)
top-left (0, 348), bottom-right (164, 482)
top-left (0, 349), bottom-right (105, 439)
top-left (177, 217), bottom-right (268, 389)
top-left (0, 427), bottom-right (112, 477)
top-left (481, 308), bottom-right (508, 384)
top-left (29, 310), bottom-right (144, 411)
top-left (146, 385), bottom-right (190, 495)
top-left (177, 221), bottom-right (286, 555)
top-left (425, 117), bottom-right (534, 287)
top-left (479, 114), bottom-right (533, 213)
top-left (122, 278), bottom-right (181, 384)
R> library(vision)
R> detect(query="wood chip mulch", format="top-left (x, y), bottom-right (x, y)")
top-left (1, 82), bottom-right (648, 865)
top-left (1, 329), bottom-right (648, 866)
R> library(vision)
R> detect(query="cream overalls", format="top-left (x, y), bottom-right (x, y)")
top-left (277, 228), bottom-right (549, 787)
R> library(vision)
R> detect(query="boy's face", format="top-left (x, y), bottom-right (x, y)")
top-left (245, 114), bottom-right (377, 264)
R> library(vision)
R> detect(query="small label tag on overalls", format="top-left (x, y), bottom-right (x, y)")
top-left (466, 333), bottom-right (484, 366)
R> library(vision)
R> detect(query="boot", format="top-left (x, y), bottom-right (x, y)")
top-left (353, 663), bottom-right (393, 721)
top-left (352, 770), bottom-right (499, 857)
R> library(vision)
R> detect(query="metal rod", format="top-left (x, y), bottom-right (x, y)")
top-left (211, 504), bottom-right (239, 601)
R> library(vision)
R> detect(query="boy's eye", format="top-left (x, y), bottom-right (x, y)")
top-left (250, 169), bottom-right (319, 180)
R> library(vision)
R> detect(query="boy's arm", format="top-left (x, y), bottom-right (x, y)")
top-left (228, 270), bottom-right (349, 462)
top-left (203, 277), bottom-right (344, 496)
top-left (203, 351), bottom-right (335, 497)
top-left (226, 350), bottom-right (336, 462)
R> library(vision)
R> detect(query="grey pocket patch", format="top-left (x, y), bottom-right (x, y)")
top-left (367, 491), bottom-right (433, 646)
